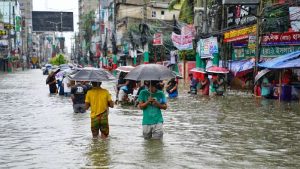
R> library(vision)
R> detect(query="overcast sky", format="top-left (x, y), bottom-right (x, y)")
top-left (32, 0), bottom-right (79, 53)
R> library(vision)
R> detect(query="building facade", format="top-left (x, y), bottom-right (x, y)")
top-left (0, 1), bottom-right (23, 72)
top-left (19, 0), bottom-right (33, 67)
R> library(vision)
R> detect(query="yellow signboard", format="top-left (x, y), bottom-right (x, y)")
top-left (224, 25), bottom-right (257, 42)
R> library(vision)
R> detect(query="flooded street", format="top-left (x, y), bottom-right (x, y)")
top-left (0, 69), bottom-right (299, 168)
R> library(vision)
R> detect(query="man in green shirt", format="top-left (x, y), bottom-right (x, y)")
top-left (138, 81), bottom-right (167, 140)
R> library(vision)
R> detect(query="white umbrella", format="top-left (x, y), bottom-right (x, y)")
top-left (255, 69), bottom-right (271, 83)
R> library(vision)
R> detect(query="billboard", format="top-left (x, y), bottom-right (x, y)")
top-left (32, 11), bottom-right (74, 32)
top-left (153, 33), bottom-right (163, 46)
top-left (223, 0), bottom-right (259, 4)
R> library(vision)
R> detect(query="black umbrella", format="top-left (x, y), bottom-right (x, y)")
top-left (173, 14), bottom-right (181, 35)
top-left (103, 29), bottom-right (108, 57)
top-left (124, 64), bottom-right (175, 81)
top-left (111, 32), bottom-right (117, 55)
top-left (70, 67), bottom-right (115, 82)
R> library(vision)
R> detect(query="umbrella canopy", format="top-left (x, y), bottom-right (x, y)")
top-left (172, 71), bottom-right (183, 79)
top-left (258, 51), bottom-right (300, 69)
top-left (45, 63), bottom-right (52, 68)
top-left (255, 69), bottom-right (271, 83)
top-left (70, 67), bottom-right (115, 82)
top-left (206, 66), bottom-right (229, 74)
top-left (190, 67), bottom-right (206, 74)
top-left (115, 66), bottom-right (135, 73)
top-left (124, 64), bottom-right (176, 81)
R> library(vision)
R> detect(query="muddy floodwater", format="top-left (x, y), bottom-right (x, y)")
top-left (0, 70), bottom-right (299, 168)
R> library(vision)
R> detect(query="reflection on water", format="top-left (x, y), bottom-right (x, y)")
top-left (85, 140), bottom-right (111, 168)
top-left (0, 70), bottom-right (299, 168)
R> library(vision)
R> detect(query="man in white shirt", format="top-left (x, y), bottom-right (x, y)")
top-left (62, 76), bottom-right (72, 97)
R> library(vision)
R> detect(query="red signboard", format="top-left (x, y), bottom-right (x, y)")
top-left (262, 32), bottom-right (300, 45)
top-left (153, 33), bottom-right (163, 46)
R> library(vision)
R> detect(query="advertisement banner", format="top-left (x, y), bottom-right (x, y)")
top-left (224, 25), bottom-right (256, 42)
top-left (244, 46), bottom-right (300, 57)
top-left (198, 37), bottom-right (218, 58)
top-left (181, 24), bottom-right (196, 36)
top-left (153, 32), bottom-right (163, 46)
top-left (223, 0), bottom-right (259, 5)
top-left (171, 32), bottom-right (193, 50)
top-left (0, 23), bottom-right (4, 30)
top-left (290, 7), bottom-right (300, 32)
top-left (261, 32), bottom-right (300, 45)
top-left (248, 35), bottom-right (256, 49)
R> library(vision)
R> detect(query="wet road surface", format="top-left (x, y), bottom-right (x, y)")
top-left (0, 69), bottom-right (299, 168)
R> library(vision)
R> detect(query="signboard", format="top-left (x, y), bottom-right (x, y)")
top-left (290, 7), bottom-right (300, 32)
top-left (153, 32), bottom-right (163, 46)
top-left (15, 16), bottom-right (21, 32)
top-left (0, 23), bottom-right (4, 30)
top-left (227, 5), bottom-right (257, 27)
top-left (4, 24), bottom-right (14, 30)
top-left (248, 35), bottom-right (256, 49)
top-left (32, 11), bottom-right (74, 32)
top-left (0, 30), bottom-right (7, 36)
top-left (0, 39), bottom-right (8, 46)
top-left (244, 46), bottom-right (300, 57)
top-left (130, 50), bottom-right (137, 58)
top-left (181, 24), bottom-right (196, 36)
top-left (223, 0), bottom-right (259, 5)
top-left (171, 32), bottom-right (193, 50)
top-left (224, 25), bottom-right (256, 42)
top-left (262, 32), bottom-right (300, 46)
top-left (198, 37), bottom-right (218, 58)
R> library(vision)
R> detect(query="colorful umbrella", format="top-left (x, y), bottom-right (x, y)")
top-left (206, 66), bottom-right (229, 74)
top-left (190, 67), bottom-right (206, 74)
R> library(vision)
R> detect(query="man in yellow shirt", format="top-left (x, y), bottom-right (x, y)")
top-left (85, 81), bottom-right (114, 139)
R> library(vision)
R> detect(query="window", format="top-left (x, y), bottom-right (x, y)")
top-left (152, 11), bottom-right (156, 18)
top-left (161, 11), bottom-right (165, 15)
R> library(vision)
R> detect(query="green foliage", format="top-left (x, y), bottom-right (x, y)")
top-left (179, 0), bottom-right (194, 24)
top-left (168, 0), bottom-right (181, 10)
top-left (0, 12), bottom-right (3, 22)
top-left (49, 54), bottom-right (67, 65)
top-left (179, 49), bottom-right (196, 61)
top-left (82, 11), bottom-right (95, 50)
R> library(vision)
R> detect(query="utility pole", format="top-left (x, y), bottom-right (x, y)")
top-left (203, 0), bottom-right (208, 34)
top-left (143, 0), bottom-right (149, 64)
top-left (254, 0), bottom-right (263, 75)
top-left (112, 0), bottom-right (118, 73)
top-left (7, 1), bottom-right (12, 72)
top-left (13, 0), bottom-right (17, 54)
top-left (99, 0), bottom-right (102, 47)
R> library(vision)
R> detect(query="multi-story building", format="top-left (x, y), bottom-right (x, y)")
top-left (115, 0), bottom-right (180, 65)
top-left (19, 0), bottom-right (33, 64)
top-left (78, 0), bottom-right (99, 64)
top-left (0, 0), bottom-right (22, 71)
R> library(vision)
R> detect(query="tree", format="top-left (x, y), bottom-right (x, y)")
top-left (82, 11), bottom-right (95, 63)
top-left (49, 54), bottom-right (67, 65)
top-left (169, 0), bottom-right (195, 24)
top-left (0, 11), bottom-right (3, 22)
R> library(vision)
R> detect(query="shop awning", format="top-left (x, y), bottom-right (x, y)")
top-left (229, 59), bottom-right (255, 76)
top-left (258, 51), bottom-right (300, 69)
